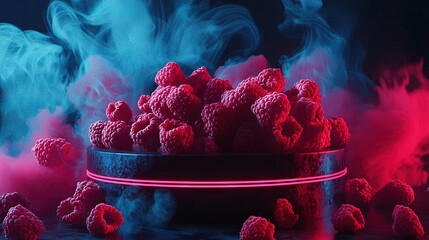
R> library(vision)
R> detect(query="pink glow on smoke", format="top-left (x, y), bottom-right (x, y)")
top-left (0, 108), bottom-right (86, 217)
top-left (214, 55), bottom-right (268, 86)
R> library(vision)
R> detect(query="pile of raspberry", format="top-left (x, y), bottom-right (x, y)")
top-left (89, 62), bottom-right (350, 154)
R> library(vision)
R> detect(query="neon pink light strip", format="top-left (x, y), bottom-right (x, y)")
top-left (87, 168), bottom-right (347, 188)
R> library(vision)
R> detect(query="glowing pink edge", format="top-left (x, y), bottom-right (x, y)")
top-left (87, 168), bottom-right (347, 188)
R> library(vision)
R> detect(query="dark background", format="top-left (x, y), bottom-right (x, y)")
top-left (1, 0), bottom-right (429, 81)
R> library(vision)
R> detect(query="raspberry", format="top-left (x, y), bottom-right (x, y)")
top-left (345, 178), bottom-right (372, 207)
top-left (329, 117), bottom-right (351, 148)
top-left (201, 102), bottom-right (235, 138)
top-left (375, 179), bottom-right (414, 208)
top-left (270, 116), bottom-right (303, 152)
top-left (392, 205), bottom-right (425, 239)
top-left (204, 78), bottom-right (232, 104)
top-left (240, 216), bottom-right (275, 240)
top-left (331, 204), bottom-right (365, 233)
top-left (251, 92), bottom-right (291, 128)
top-left (291, 97), bottom-right (324, 127)
top-left (155, 62), bottom-right (185, 87)
top-left (86, 203), bottom-right (124, 236)
top-left (101, 121), bottom-right (133, 150)
top-left (192, 136), bottom-right (218, 154)
top-left (273, 198), bottom-right (299, 229)
top-left (106, 100), bottom-right (133, 123)
top-left (73, 180), bottom-right (105, 210)
top-left (2, 205), bottom-right (45, 240)
top-left (192, 119), bottom-right (205, 137)
top-left (167, 84), bottom-right (203, 121)
top-left (31, 138), bottom-right (72, 167)
top-left (287, 79), bottom-right (322, 104)
top-left (255, 68), bottom-right (286, 92)
top-left (186, 66), bottom-right (212, 98)
top-left (233, 120), bottom-right (264, 153)
top-left (149, 86), bottom-right (174, 120)
top-left (130, 113), bottom-right (161, 152)
top-left (89, 120), bottom-right (107, 148)
top-left (137, 95), bottom-right (151, 113)
top-left (221, 81), bottom-right (267, 119)
top-left (159, 119), bottom-right (194, 153)
top-left (56, 197), bottom-right (87, 227)
top-left (294, 118), bottom-right (331, 152)
top-left (0, 192), bottom-right (29, 223)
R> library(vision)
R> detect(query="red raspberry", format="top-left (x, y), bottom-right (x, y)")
top-left (201, 102), bottom-right (235, 138)
top-left (137, 95), bottom-right (151, 113)
top-left (287, 79), bottom-right (322, 104)
top-left (86, 203), bottom-right (124, 236)
top-left (2, 204), bottom-right (45, 240)
top-left (106, 100), bottom-right (133, 122)
top-left (130, 113), bottom-right (161, 152)
top-left (73, 180), bottom-right (105, 210)
top-left (331, 204), bottom-right (365, 233)
top-left (345, 178), bottom-right (372, 207)
top-left (270, 116), bottom-right (303, 152)
top-left (392, 205), bottom-right (425, 239)
top-left (149, 86), bottom-right (174, 120)
top-left (155, 62), bottom-right (185, 87)
top-left (204, 78), bottom-right (232, 104)
top-left (192, 136), bottom-right (218, 154)
top-left (291, 97), bottom-right (324, 127)
top-left (233, 120), bottom-right (264, 153)
top-left (101, 121), bottom-right (133, 150)
top-left (274, 198), bottom-right (299, 229)
top-left (186, 66), bottom-right (212, 98)
top-left (89, 120), bottom-right (107, 148)
top-left (240, 216), bottom-right (275, 240)
top-left (167, 84), bottom-right (203, 121)
top-left (329, 117), bottom-right (351, 148)
top-left (159, 119), bottom-right (194, 153)
top-left (255, 68), bottom-right (286, 92)
top-left (221, 81), bottom-right (267, 119)
top-left (294, 118), bottom-right (331, 152)
top-left (56, 197), bottom-right (87, 227)
top-left (251, 92), bottom-right (291, 128)
top-left (375, 179), bottom-right (414, 207)
top-left (31, 138), bottom-right (72, 167)
top-left (0, 192), bottom-right (29, 222)
top-left (192, 119), bottom-right (205, 137)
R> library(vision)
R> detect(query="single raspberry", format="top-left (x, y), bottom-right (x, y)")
top-left (331, 204), bottom-right (365, 233)
top-left (186, 66), bottom-right (212, 98)
top-left (204, 78), bottom-right (232, 104)
top-left (89, 120), bottom-right (107, 148)
top-left (287, 79), bottom-right (322, 104)
top-left (221, 81), bottom-right (267, 119)
top-left (56, 197), bottom-right (87, 227)
top-left (233, 120), bottom-right (264, 153)
top-left (251, 92), bottom-right (291, 128)
top-left (167, 84), bottom-right (203, 122)
top-left (2, 204), bottom-right (45, 240)
top-left (294, 118), bottom-right (331, 152)
top-left (201, 102), bottom-right (235, 138)
top-left (392, 205), bottom-right (425, 239)
top-left (86, 203), bottom-right (124, 236)
top-left (137, 95), bottom-right (151, 113)
top-left (31, 138), bottom-right (72, 167)
top-left (149, 86), bottom-right (174, 120)
top-left (101, 121), bottom-right (133, 150)
top-left (274, 198), bottom-right (299, 229)
top-left (73, 180), bottom-right (105, 210)
top-left (106, 100), bottom-right (133, 122)
top-left (255, 68), bottom-right (286, 92)
top-left (345, 178), bottom-right (372, 207)
top-left (155, 62), bottom-right (186, 87)
top-left (375, 179), bottom-right (414, 208)
top-left (329, 117), bottom-right (351, 148)
top-left (270, 116), bottom-right (303, 152)
top-left (0, 192), bottom-right (29, 223)
top-left (240, 216), bottom-right (275, 240)
top-left (159, 119), bottom-right (194, 154)
top-left (291, 97), bottom-right (324, 127)
top-left (192, 136), bottom-right (218, 154)
top-left (130, 113), bottom-right (161, 152)
top-left (192, 119), bottom-right (205, 137)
